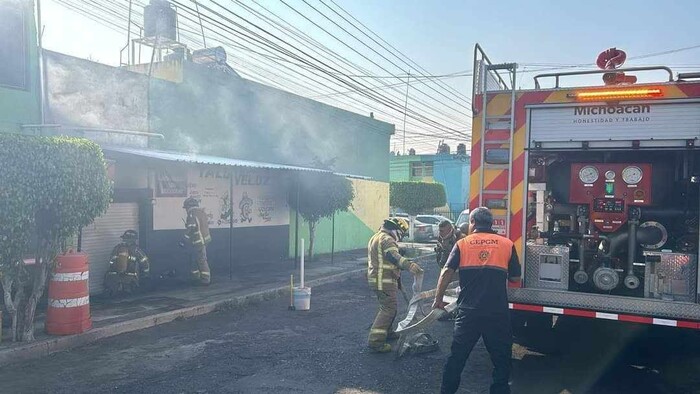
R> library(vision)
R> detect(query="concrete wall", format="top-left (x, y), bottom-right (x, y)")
top-left (45, 51), bottom-right (149, 144)
top-left (0, 0), bottom-right (41, 132)
top-left (148, 61), bottom-right (394, 182)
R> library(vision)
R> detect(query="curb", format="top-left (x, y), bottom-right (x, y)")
top-left (0, 268), bottom-right (367, 367)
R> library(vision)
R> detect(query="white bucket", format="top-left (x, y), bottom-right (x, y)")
top-left (293, 286), bottom-right (311, 311)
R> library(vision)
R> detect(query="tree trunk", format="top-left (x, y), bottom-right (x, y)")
top-left (308, 221), bottom-right (316, 261)
top-left (20, 240), bottom-right (54, 342)
top-left (1, 275), bottom-right (23, 342)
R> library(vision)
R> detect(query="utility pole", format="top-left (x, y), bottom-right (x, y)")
top-left (402, 70), bottom-right (411, 155)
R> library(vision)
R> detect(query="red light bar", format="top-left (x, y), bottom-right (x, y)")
top-left (569, 88), bottom-right (664, 101)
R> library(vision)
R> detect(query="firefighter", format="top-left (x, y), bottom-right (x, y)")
top-left (433, 207), bottom-right (521, 394)
top-left (180, 197), bottom-right (212, 285)
top-left (367, 217), bottom-right (424, 353)
top-left (435, 220), bottom-right (457, 268)
top-left (104, 230), bottom-right (150, 295)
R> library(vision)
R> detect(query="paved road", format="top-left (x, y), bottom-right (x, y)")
top-left (2, 261), bottom-right (700, 393)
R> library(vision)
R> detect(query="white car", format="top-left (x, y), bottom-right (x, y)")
top-left (455, 210), bottom-right (470, 229)
top-left (415, 215), bottom-right (452, 238)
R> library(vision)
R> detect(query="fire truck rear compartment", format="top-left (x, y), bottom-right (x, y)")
top-left (525, 149), bottom-right (700, 303)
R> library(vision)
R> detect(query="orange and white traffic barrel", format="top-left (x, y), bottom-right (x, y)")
top-left (46, 252), bottom-right (92, 335)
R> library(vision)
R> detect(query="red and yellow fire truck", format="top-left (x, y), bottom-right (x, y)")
top-left (470, 44), bottom-right (700, 329)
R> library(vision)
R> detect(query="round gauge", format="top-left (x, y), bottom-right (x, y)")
top-left (622, 166), bottom-right (643, 184)
top-left (605, 170), bottom-right (616, 180)
top-left (579, 166), bottom-right (599, 183)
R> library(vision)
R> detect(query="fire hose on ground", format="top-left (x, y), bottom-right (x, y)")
top-left (393, 273), bottom-right (460, 358)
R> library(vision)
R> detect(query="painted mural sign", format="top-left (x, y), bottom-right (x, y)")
top-left (153, 166), bottom-right (290, 230)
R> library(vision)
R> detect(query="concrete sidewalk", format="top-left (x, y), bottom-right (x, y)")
top-left (0, 250), bottom-right (368, 367)
top-left (0, 244), bottom-right (434, 367)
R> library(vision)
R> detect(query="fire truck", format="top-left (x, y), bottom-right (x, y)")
top-left (470, 44), bottom-right (700, 330)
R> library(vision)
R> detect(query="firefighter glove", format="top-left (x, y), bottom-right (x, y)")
top-left (408, 262), bottom-right (423, 275)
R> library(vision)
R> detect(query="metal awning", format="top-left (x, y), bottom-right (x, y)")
top-left (102, 146), bottom-right (332, 174)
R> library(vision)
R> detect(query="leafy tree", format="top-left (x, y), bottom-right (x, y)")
top-left (390, 181), bottom-right (447, 215)
top-left (0, 134), bottom-right (111, 341)
top-left (390, 181), bottom-right (446, 240)
top-left (288, 160), bottom-right (355, 260)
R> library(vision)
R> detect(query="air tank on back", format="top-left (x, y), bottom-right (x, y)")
top-left (144, 0), bottom-right (177, 41)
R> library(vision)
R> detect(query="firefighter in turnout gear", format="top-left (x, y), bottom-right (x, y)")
top-left (435, 220), bottom-right (458, 268)
top-left (104, 230), bottom-right (150, 295)
top-left (181, 197), bottom-right (212, 285)
top-left (367, 217), bottom-right (424, 353)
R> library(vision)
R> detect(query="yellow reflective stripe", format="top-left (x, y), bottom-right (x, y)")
top-left (385, 246), bottom-right (399, 253)
top-left (378, 236), bottom-right (384, 291)
top-left (370, 329), bottom-right (387, 335)
top-left (367, 278), bottom-right (395, 284)
top-left (191, 270), bottom-right (200, 274)
top-left (193, 239), bottom-right (203, 245)
top-left (140, 257), bottom-right (148, 263)
top-left (381, 264), bottom-right (397, 270)
top-left (200, 272), bottom-right (211, 277)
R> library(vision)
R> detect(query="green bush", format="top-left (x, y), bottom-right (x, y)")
top-left (390, 181), bottom-right (446, 215)
top-left (0, 134), bottom-right (111, 341)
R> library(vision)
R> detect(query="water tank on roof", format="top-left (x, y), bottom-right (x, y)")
top-left (144, 0), bottom-right (177, 41)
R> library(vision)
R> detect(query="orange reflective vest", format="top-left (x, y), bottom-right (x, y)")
top-left (457, 231), bottom-right (514, 272)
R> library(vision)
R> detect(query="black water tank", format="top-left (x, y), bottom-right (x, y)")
top-left (144, 0), bottom-right (177, 41)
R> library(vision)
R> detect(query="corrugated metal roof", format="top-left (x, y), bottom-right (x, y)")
top-left (102, 147), bottom-right (370, 177)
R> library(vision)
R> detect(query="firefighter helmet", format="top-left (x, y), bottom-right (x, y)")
top-left (183, 197), bottom-right (200, 209)
top-left (121, 230), bottom-right (138, 241)
top-left (384, 217), bottom-right (409, 238)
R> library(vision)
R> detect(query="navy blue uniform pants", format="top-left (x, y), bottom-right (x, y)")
top-left (440, 308), bottom-right (513, 394)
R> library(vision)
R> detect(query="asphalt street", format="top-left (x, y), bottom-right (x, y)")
top-left (2, 258), bottom-right (700, 394)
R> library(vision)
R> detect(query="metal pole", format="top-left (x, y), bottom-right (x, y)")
top-left (126, 0), bottom-right (133, 65)
top-left (229, 172), bottom-right (233, 280)
top-left (294, 175), bottom-right (300, 269)
top-left (36, 0), bottom-right (46, 124)
top-left (331, 212), bottom-right (335, 264)
top-left (194, 1), bottom-right (207, 48)
top-left (402, 71), bottom-right (411, 154)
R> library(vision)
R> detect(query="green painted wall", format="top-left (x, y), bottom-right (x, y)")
top-left (288, 209), bottom-right (375, 256)
top-left (0, 1), bottom-right (41, 132)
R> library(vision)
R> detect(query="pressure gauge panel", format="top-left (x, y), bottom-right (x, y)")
top-left (579, 166), bottom-right (599, 184)
top-left (622, 166), bottom-right (643, 185)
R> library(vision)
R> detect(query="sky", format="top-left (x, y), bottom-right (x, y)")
top-left (38, 0), bottom-right (700, 153)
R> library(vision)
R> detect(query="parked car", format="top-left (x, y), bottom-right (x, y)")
top-left (455, 209), bottom-right (470, 229)
top-left (415, 214), bottom-right (452, 238)
top-left (412, 222), bottom-right (434, 242)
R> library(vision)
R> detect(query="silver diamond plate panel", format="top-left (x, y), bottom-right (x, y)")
top-left (509, 288), bottom-right (700, 320)
top-left (525, 244), bottom-right (570, 290)
top-left (644, 252), bottom-right (697, 303)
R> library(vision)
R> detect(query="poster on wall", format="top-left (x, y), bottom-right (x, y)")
top-left (155, 168), bottom-right (188, 197)
top-left (153, 165), bottom-right (290, 230)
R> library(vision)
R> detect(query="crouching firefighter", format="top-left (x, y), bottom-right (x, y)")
top-left (180, 197), bottom-right (212, 285)
top-left (104, 230), bottom-right (150, 295)
top-left (367, 217), bottom-right (424, 353)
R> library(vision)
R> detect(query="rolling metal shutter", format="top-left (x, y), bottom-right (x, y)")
top-left (81, 203), bottom-right (139, 295)
top-left (529, 102), bottom-right (700, 149)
